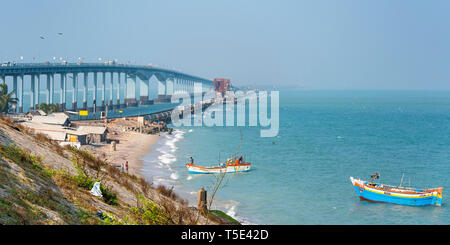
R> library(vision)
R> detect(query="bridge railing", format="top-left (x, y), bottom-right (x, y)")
top-left (0, 62), bottom-right (213, 83)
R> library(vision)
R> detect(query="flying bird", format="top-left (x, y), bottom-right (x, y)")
top-left (40, 36), bottom-right (45, 39)
top-left (58, 32), bottom-right (63, 35)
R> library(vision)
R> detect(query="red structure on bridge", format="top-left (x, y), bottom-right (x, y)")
top-left (213, 78), bottom-right (231, 96)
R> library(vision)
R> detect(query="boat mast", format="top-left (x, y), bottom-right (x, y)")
top-left (231, 129), bottom-right (243, 159)
top-left (399, 173), bottom-right (405, 187)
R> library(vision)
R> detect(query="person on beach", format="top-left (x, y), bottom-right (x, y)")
top-left (125, 161), bottom-right (129, 173)
top-left (121, 163), bottom-right (124, 172)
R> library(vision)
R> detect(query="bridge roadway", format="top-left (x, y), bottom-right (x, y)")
top-left (0, 62), bottom-right (214, 113)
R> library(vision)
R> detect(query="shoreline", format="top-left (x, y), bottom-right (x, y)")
top-left (83, 131), bottom-right (159, 177)
top-left (138, 128), bottom-right (255, 225)
top-left (84, 127), bottom-right (252, 224)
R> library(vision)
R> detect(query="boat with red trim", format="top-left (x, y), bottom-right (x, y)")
top-left (186, 156), bottom-right (251, 174)
top-left (350, 173), bottom-right (442, 206)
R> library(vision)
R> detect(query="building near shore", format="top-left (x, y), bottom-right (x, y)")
top-left (77, 126), bottom-right (108, 144)
top-left (66, 131), bottom-right (88, 145)
top-left (30, 112), bottom-right (70, 126)
top-left (21, 120), bottom-right (88, 146)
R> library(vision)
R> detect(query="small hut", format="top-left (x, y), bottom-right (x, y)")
top-left (77, 126), bottom-right (108, 144)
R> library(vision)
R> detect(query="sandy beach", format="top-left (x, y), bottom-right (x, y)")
top-left (83, 131), bottom-right (159, 177)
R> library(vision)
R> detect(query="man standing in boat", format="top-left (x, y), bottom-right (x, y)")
top-left (238, 155), bottom-right (243, 163)
top-left (190, 156), bottom-right (194, 165)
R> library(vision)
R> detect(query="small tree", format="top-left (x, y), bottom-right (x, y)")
top-left (0, 83), bottom-right (18, 114)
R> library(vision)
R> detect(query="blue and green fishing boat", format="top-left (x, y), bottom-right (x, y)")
top-left (350, 173), bottom-right (442, 206)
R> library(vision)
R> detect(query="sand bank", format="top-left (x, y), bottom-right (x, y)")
top-left (83, 132), bottom-right (159, 177)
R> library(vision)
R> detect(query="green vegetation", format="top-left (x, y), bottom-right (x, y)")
top-left (0, 118), bottom-right (236, 225)
top-left (0, 144), bottom-right (98, 224)
top-left (0, 143), bottom-right (49, 179)
top-left (38, 103), bottom-right (60, 114)
top-left (131, 195), bottom-right (172, 225)
top-left (0, 83), bottom-right (18, 114)
top-left (71, 149), bottom-right (118, 206)
top-left (210, 210), bottom-right (241, 225)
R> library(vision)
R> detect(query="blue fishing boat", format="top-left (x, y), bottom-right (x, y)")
top-left (350, 173), bottom-right (442, 206)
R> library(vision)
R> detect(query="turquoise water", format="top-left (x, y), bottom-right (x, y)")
top-left (141, 90), bottom-right (450, 224)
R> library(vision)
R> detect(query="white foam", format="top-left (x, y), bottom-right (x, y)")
top-left (226, 204), bottom-right (237, 218)
top-left (142, 128), bottom-right (258, 225)
top-left (170, 172), bottom-right (179, 180)
top-left (216, 200), bottom-right (256, 225)
top-left (158, 153), bottom-right (177, 165)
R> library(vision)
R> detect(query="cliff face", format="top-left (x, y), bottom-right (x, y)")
top-left (0, 117), bottom-right (221, 225)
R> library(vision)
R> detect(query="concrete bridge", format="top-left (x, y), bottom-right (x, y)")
top-left (0, 62), bottom-right (214, 113)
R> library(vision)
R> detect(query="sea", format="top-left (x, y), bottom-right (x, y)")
top-left (142, 90), bottom-right (450, 224)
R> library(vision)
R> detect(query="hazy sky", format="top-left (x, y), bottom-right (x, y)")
top-left (1, 0), bottom-right (449, 89)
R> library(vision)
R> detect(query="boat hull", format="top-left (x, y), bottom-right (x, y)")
top-left (186, 163), bottom-right (251, 174)
top-left (350, 177), bottom-right (442, 206)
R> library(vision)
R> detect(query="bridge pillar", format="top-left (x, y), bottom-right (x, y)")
top-left (72, 73), bottom-right (78, 110)
top-left (139, 78), bottom-right (150, 105)
top-left (30, 74), bottom-right (35, 109)
top-left (173, 78), bottom-right (178, 94)
top-left (147, 79), bottom-right (152, 104)
top-left (60, 73), bottom-right (66, 111)
top-left (51, 73), bottom-right (55, 104)
top-left (102, 72), bottom-right (106, 108)
top-left (36, 75), bottom-right (41, 109)
top-left (135, 75), bottom-right (140, 105)
top-left (12, 75), bottom-right (17, 112)
top-left (158, 79), bottom-right (165, 96)
top-left (109, 72), bottom-right (114, 108)
top-left (155, 78), bottom-right (169, 103)
top-left (46, 73), bottom-right (54, 105)
top-left (46, 74), bottom-right (50, 104)
top-left (180, 78), bottom-right (184, 93)
top-left (125, 73), bottom-right (137, 106)
top-left (18, 74), bottom-right (24, 113)
top-left (31, 74), bottom-right (41, 109)
top-left (166, 78), bottom-right (174, 96)
top-left (120, 73), bottom-right (126, 108)
top-left (116, 72), bottom-right (121, 107)
top-left (178, 78), bottom-right (183, 94)
top-left (124, 73), bottom-right (128, 105)
top-left (82, 72), bottom-right (88, 109)
top-left (93, 72), bottom-right (98, 112)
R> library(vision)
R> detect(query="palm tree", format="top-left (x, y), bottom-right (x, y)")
top-left (0, 83), bottom-right (19, 114)
top-left (39, 102), bottom-right (60, 114)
